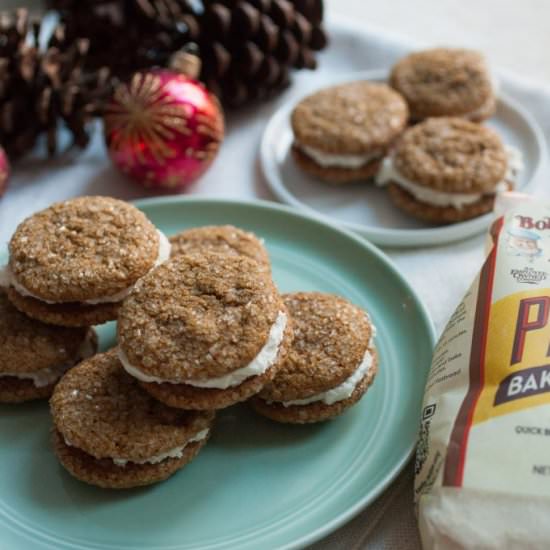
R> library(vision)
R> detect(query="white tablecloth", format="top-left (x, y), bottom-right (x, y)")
top-left (1, 13), bottom-right (549, 550)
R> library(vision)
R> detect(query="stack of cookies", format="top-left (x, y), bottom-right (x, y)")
top-left (0, 288), bottom-right (97, 403)
top-left (1, 197), bottom-right (379, 490)
top-left (290, 47), bottom-right (524, 225)
top-left (115, 225), bottom-right (377, 423)
top-left (0, 194), bottom-right (163, 403)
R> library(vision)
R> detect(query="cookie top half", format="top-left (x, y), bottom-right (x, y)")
top-left (50, 350), bottom-right (214, 462)
top-left (390, 48), bottom-right (494, 120)
top-left (291, 81), bottom-right (408, 154)
top-left (392, 117), bottom-right (508, 193)
top-left (9, 196), bottom-right (160, 302)
top-left (170, 225), bottom-right (270, 270)
top-left (0, 289), bottom-right (91, 374)
top-left (118, 252), bottom-right (282, 381)
top-left (260, 292), bottom-right (373, 402)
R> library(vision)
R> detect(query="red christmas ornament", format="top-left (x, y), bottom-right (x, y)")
top-left (0, 146), bottom-right (10, 198)
top-left (103, 51), bottom-right (224, 191)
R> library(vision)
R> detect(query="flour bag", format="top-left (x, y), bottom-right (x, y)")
top-left (415, 193), bottom-right (550, 550)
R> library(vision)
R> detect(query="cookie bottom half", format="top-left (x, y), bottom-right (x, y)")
top-left (140, 365), bottom-right (278, 411)
top-left (7, 288), bottom-right (120, 327)
top-left (250, 358), bottom-right (378, 424)
top-left (0, 376), bottom-right (55, 403)
top-left (388, 183), bottom-right (497, 224)
top-left (52, 430), bottom-right (207, 489)
top-left (409, 93), bottom-right (496, 124)
top-left (292, 146), bottom-right (382, 184)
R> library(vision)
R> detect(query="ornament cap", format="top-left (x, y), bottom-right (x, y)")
top-left (169, 45), bottom-right (201, 80)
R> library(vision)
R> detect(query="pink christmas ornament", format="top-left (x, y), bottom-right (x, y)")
top-left (103, 52), bottom-right (224, 191)
top-left (0, 146), bottom-right (10, 198)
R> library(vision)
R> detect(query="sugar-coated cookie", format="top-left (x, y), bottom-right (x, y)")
top-left (251, 292), bottom-right (377, 424)
top-left (390, 48), bottom-right (496, 122)
top-left (376, 117), bottom-right (523, 224)
top-left (117, 253), bottom-right (292, 410)
top-left (50, 350), bottom-right (214, 489)
top-left (1, 196), bottom-right (171, 327)
top-left (291, 81), bottom-right (408, 183)
top-left (170, 225), bottom-right (270, 271)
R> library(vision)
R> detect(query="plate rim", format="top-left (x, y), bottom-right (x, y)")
top-left (0, 196), bottom-right (436, 550)
top-left (260, 67), bottom-right (547, 248)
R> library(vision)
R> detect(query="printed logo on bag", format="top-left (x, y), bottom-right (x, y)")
top-left (510, 267), bottom-right (547, 284)
top-left (506, 226), bottom-right (543, 261)
top-left (515, 215), bottom-right (550, 230)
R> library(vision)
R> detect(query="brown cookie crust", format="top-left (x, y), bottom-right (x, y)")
top-left (141, 365), bottom-right (276, 411)
top-left (9, 196), bottom-right (159, 302)
top-left (259, 292), bottom-right (372, 402)
top-left (50, 350), bottom-right (215, 462)
top-left (0, 377), bottom-right (55, 403)
top-left (291, 81), bottom-right (408, 154)
top-left (388, 183), bottom-right (496, 224)
top-left (118, 253), bottom-right (281, 380)
top-left (292, 146), bottom-right (382, 184)
top-left (466, 94), bottom-right (497, 123)
top-left (389, 48), bottom-right (495, 120)
top-left (170, 225), bottom-right (270, 271)
top-left (52, 429), bottom-right (207, 489)
top-left (392, 117), bottom-right (507, 193)
top-left (7, 288), bottom-right (120, 327)
top-left (0, 289), bottom-right (91, 373)
top-left (251, 354), bottom-right (378, 424)
top-left (140, 316), bottom-right (293, 410)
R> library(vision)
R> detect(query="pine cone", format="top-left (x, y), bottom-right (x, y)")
top-left (49, 0), bottom-right (328, 108)
top-left (49, 0), bottom-right (196, 81)
top-left (190, 0), bottom-right (328, 107)
top-left (0, 9), bottom-right (114, 159)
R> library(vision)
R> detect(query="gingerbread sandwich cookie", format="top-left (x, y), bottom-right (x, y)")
top-left (170, 225), bottom-right (270, 271)
top-left (376, 117), bottom-right (523, 224)
top-left (0, 289), bottom-right (96, 403)
top-left (251, 292), bottom-right (377, 424)
top-left (390, 48), bottom-right (497, 122)
top-left (291, 81), bottom-right (408, 183)
top-left (117, 252), bottom-right (292, 410)
top-left (50, 350), bottom-right (214, 489)
top-left (1, 196), bottom-right (171, 327)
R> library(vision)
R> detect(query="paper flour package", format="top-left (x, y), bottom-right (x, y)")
top-left (415, 194), bottom-right (550, 550)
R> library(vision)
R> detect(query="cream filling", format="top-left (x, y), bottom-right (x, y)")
top-left (63, 428), bottom-right (209, 467)
top-left (111, 429), bottom-right (209, 467)
top-left (277, 345), bottom-right (375, 407)
top-left (297, 142), bottom-right (383, 169)
top-left (0, 328), bottom-right (96, 388)
top-left (119, 311), bottom-right (288, 390)
top-left (376, 145), bottom-right (523, 209)
top-left (0, 230), bottom-right (171, 305)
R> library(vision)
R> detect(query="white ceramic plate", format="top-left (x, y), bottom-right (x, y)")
top-left (260, 69), bottom-right (545, 247)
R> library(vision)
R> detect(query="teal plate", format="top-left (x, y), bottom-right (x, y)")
top-left (0, 197), bottom-right (435, 550)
